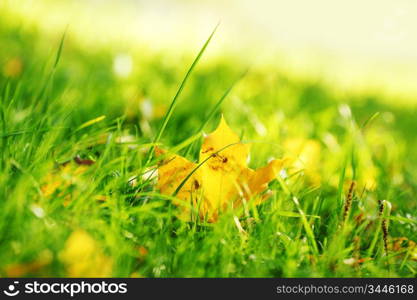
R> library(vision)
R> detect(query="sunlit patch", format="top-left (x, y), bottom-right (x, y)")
top-left (338, 103), bottom-right (352, 119)
top-left (140, 98), bottom-right (153, 119)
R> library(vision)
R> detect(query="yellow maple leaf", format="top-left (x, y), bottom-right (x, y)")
top-left (156, 116), bottom-right (285, 222)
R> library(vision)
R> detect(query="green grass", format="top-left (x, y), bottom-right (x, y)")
top-left (0, 10), bottom-right (416, 278)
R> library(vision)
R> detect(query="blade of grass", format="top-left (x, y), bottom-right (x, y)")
top-left (76, 115), bottom-right (106, 131)
top-left (53, 26), bottom-right (68, 70)
top-left (337, 156), bottom-right (348, 215)
top-left (361, 112), bottom-right (380, 130)
top-left (292, 196), bottom-right (319, 255)
top-left (36, 29), bottom-right (68, 106)
top-left (276, 175), bottom-right (319, 255)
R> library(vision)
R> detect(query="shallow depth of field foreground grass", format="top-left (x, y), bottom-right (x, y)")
top-left (1, 9), bottom-right (417, 278)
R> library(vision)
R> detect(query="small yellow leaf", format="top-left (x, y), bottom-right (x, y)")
top-left (283, 137), bottom-right (321, 185)
top-left (157, 116), bottom-right (285, 222)
top-left (156, 147), bottom-right (201, 217)
top-left (41, 160), bottom-right (90, 199)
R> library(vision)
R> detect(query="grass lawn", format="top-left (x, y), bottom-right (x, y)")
top-left (0, 6), bottom-right (416, 278)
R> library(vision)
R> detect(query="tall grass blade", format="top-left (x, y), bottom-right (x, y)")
top-left (146, 23), bottom-right (219, 164)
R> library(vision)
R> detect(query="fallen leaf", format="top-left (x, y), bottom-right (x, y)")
top-left (59, 229), bottom-right (112, 277)
top-left (3, 57), bottom-right (23, 78)
top-left (389, 237), bottom-right (417, 261)
top-left (156, 116), bottom-right (285, 222)
top-left (343, 257), bottom-right (372, 266)
top-left (41, 157), bottom-right (92, 198)
top-left (283, 137), bottom-right (321, 186)
top-left (137, 246), bottom-right (148, 258)
top-left (74, 156), bottom-right (95, 166)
